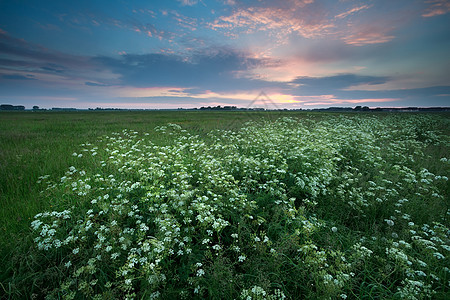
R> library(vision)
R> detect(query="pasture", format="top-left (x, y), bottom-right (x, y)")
top-left (0, 111), bottom-right (449, 299)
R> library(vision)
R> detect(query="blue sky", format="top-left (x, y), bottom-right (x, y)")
top-left (0, 0), bottom-right (449, 109)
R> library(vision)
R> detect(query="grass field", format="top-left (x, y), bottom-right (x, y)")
top-left (1, 111), bottom-right (449, 299)
top-left (0, 110), bottom-right (265, 246)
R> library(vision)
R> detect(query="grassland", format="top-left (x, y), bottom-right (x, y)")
top-left (0, 111), bottom-right (449, 299)
top-left (0, 110), bottom-right (264, 247)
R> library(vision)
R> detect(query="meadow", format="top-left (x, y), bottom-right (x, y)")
top-left (0, 111), bottom-right (449, 299)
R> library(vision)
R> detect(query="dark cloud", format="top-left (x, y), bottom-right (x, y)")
top-left (0, 30), bottom-right (92, 69)
top-left (93, 47), bottom-right (284, 91)
top-left (0, 30), bottom-right (112, 89)
top-left (1, 74), bottom-right (36, 80)
top-left (0, 31), bottom-right (59, 63)
top-left (41, 64), bottom-right (65, 73)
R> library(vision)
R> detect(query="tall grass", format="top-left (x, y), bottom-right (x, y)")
top-left (1, 111), bottom-right (449, 299)
top-left (0, 110), bottom-right (304, 272)
top-left (0, 111), bottom-right (252, 247)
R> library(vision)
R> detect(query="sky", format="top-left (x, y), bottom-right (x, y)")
top-left (0, 0), bottom-right (449, 109)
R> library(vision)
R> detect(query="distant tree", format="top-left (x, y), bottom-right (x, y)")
top-left (33, 106), bottom-right (39, 110)
top-left (1, 104), bottom-right (14, 110)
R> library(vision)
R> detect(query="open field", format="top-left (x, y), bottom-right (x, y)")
top-left (1, 111), bottom-right (449, 299)
top-left (0, 110), bottom-right (268, 245)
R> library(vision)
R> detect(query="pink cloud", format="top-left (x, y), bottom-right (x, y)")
top-left (335, 5), bottom-right (371, 19)
top-left (210, 2), bottom-right (334, 40)
top-left (342, 26), bottom-right (395, 46)
top-left (210, 1), bottom-right (396, 48)
top-left (422, 0), bottom-right (450, 17)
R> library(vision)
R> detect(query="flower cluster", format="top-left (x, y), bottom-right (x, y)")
top-left (31, 116), bottom-right (449, 299)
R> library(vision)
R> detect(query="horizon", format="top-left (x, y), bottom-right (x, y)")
top-left (1, 0), bottom-right (449, 109)
top-left (0, 103), bottom-right (450, 112)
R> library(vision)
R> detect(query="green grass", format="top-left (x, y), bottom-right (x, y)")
top-left (0, 111), bottom-right (449, 299)
top-left (0, 110), bottom-right (310, 275)
top-left (0, 110), bottom-right (258, 247)
top-left (0, 110), bottom-right (331, 247)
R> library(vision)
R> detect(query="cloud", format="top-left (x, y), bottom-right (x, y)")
top-left (223, 0), bottom-right (236, 5)
top-left (342, 25), bottom-right (395, 46)
top-left (292, 37), bottom-right (401, 65)
top-left (41, 64), bottom-right (65, 73)
top-left (93, 47), bottom-right (283, 92)
top-left (113, 86), bottom-right (189, 98)
top-left (335, 5), bottom-right (371, 19)
top-left (1, 15), bottom-right (448, 110)
top-left (0, 30), bottom-right (118, 90)
top-left (85, 81), bottom-right (110, 87)
top-left (100, 17), bottom-right (174, 40)
top-left (283, 74), bottom-right (449, 107)
top-left (291, 74), bottom-right (391, 95)
top-left (57, 9), bottom-right (174, 42)
top-left (301, 96), bottom-right (398, 106)
top-left (179, 0), bottom-right (198, 6)
top-left (210, 1), bottom-right (398, 48)
top-left (209, 1), bottom-right (334, 40)
top-left (0, 29), bottom-right (91, 69)
top-left (108, 72), bottom-right (448, 109)
top-left (35, 23), bottom-right (62, 32)
top-left (2, 74), bottom-right (36, 80)
top-left (422, 0), bottom-right (450, 17)
top-left (169, 10), bottom-right (198, 31)
top-left (89, 49), bottom-right (447, 109)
